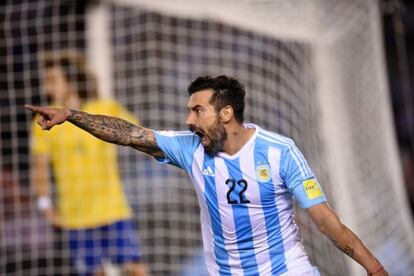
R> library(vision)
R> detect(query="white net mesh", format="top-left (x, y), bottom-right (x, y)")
top-left (1, 0), bottom-right (414, 275)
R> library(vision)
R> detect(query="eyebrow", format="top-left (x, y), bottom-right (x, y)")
top-left (187, 104), bottom-right (203, 112)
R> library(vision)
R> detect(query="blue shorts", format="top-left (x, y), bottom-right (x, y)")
top-left (68, 219), bottom-right (142, 275)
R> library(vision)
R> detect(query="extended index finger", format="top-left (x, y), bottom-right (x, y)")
top-left (24, 104), bottom-right (44, 113)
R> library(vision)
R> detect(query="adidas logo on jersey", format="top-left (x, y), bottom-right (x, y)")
top-left (202, 166), bottom-right (215, 177)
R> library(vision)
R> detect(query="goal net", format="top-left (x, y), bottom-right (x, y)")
top-left (1, 0), bottom-right (414, 275)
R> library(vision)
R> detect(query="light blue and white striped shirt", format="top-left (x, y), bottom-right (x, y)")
top-left (155, 124), bottom-right (327, 275)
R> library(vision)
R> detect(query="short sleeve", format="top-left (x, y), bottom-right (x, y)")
top-left (154, 131), bottom-right (201, 172)
top-left (30, 116), bottom-right (51, 155)
top-left (280, 140), bottom-right (327, 209)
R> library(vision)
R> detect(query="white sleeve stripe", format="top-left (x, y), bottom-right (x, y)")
top-left (173, 130), bottom-right (194, 135)
top-left (258, 134), bottom-right (307, 178)
top-left (157, 130), bottom-right (195, 137)
top-left (258, 134), bottom-right (306, 178)
top-left (257, 130), bottom-right (311, 176)
top-left (261, 132), bottom-right (311, 176)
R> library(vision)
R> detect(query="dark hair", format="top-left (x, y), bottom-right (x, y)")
top-left (188, 75), bottom-right (246, 123)
top-left (41, 50), bottom-right (98, 100)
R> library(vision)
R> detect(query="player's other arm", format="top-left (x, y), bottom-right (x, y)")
top-left (32, 153), bottom-right (63, 226)
top-left (25, 105), bottom-right (164, 158)
top-left (307, 203), bottom-right (388, 276)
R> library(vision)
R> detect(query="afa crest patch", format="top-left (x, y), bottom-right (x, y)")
top-left (256, 164), bottom-right (271, 182)
top-left (303, 178), bottom-right (323, 199)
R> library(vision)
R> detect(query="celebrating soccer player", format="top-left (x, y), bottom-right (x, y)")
top-left (26, 75), bottom-right (388, 275)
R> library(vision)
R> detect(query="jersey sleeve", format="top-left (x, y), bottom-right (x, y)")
top-left (154, 131), bottom-right (201, 172)
top-left (280, 140), bottom-right (327, 209)
top-left (30, 116), bottom-right (51, 156)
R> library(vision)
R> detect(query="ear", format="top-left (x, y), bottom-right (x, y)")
top-left (219, 105), bottom-right (233, 124)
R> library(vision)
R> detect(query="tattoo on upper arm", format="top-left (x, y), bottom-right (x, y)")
top-left (328, 236), bottom-right (355, 258)
top-left (128, 126), bottom-right (164, 157)
top-left (68, 110), bottom-right (164, 158)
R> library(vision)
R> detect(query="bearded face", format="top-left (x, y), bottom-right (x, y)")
top-left (189, 117), bottom-right (228, 156)
top-left (186, 89), bottom-right (229, 155)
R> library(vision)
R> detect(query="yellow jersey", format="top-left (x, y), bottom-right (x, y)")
top-left (31, 99), bottom-right (139, 229)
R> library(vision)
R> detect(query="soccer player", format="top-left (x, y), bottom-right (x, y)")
top-left (30, 51), bottom-right (148, 276)
top-left (26, 75), bottom-right (388, 275)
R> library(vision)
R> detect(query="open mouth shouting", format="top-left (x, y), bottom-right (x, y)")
top-left (192, 128), bottom-right (210, 146)
top-left (198, 132), bottom-right (208, 146)
top-left (189, 123), bottom-right (227, 156)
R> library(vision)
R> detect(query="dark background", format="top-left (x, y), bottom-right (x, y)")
top-left (382, 0), bottom-right (414, 213)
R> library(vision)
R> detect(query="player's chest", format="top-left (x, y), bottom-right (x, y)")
top-left (197, 157), bottom-right (281, 206)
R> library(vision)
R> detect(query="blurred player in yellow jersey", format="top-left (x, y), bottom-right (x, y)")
top-left (30, 50), bottom-right (149, 276)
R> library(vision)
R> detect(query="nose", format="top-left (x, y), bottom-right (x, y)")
top-left (185, 112), bottom-right (194, 127)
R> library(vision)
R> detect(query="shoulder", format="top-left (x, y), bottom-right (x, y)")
top-left (154, 130), bottom-right (202, 167)
top-left (155, 130), bottom-right (201, 150)
top-left (254, 125), bottom-right (294, 151)
top-left (157, 130), bottom-right (199, 139)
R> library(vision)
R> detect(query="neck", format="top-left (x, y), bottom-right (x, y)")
top-left (222, 123), bottom-right (254, 155)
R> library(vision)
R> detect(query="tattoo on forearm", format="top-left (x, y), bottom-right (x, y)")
top-left (68, 110), bottom-right (163, 157)
top-left (328, 236), bottom-right (355, 258)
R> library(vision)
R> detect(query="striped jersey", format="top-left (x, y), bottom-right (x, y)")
top-left (154, 124), bottom-right (327, 275)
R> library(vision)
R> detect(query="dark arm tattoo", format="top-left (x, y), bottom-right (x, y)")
top-left (328, 235), bottom-right (355, 258)
top-left (67, 109), bottom-right (164, 158)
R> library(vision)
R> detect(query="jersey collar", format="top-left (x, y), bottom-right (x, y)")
top-left (217, 123), bottom-right (258, 160)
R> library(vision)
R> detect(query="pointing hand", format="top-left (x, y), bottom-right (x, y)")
top-left (25, 105), bottom-right (71, 130)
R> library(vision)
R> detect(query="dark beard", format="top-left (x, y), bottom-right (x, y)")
top-left (204, 122), bottom-right (227, 156)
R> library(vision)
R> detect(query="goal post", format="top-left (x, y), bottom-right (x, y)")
top-left (310, 2), bottom-right (414, 274)
top-left (86, 2), bottom-right (113, 100)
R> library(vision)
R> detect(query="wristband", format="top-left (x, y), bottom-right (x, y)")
top-left (37, 196), bottom-right (52, 211)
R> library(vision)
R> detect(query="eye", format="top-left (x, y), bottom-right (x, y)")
top-left (195, 108), bottom-right (203, 115)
